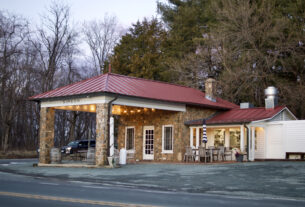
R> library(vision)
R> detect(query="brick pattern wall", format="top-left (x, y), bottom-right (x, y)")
top-left (117, 106), bottom-right (216, 162)
top-left (39, 107), bottom-right (55, 164)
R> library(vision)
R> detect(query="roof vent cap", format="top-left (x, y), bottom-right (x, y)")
top-left (265, 86), bottom-right (278, 99)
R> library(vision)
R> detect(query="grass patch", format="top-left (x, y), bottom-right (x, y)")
top-left (0, 150), bottom-right (38, 159)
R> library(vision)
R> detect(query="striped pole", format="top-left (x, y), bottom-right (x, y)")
top-left (202, 119), bottom-right (208, 146)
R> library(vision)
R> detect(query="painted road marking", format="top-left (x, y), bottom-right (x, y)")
top-left (0, 191), bottom-right (161, 207)
top-left (40, 182), bottom-right (60, 186)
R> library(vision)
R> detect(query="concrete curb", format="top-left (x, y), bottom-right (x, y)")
top-left (37, 163), bottom-right (120, 168)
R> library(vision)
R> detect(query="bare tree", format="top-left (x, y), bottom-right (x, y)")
top-left (83, 15), bottom-right (121, 75)
top-left (0, 11), bottom-right (31, 151)
top-left (31, 2), bottom-right (78, 92)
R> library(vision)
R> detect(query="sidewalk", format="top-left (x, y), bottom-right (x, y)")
top-left (0, 159), bottom-right (305, 201)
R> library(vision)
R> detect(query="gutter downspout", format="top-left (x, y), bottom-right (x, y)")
top-left (107, 95), bottom-right (118, 157)
top-left (244, 124), bottom-right (250, 161)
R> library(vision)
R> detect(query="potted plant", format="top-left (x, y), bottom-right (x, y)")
top-left (232, 148), bottom-right (244, 162)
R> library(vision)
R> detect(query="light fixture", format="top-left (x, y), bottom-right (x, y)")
top-left (137, 109), bottom-right (141, 113)
top-left (90, 105), bottom-right (95, 112)
top-left (152, 108), bottom-right (155, 112)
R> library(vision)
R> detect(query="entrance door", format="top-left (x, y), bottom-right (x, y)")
top-left (143, 126), bottom-right (154, 160)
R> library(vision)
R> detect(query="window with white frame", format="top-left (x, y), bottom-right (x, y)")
top-left (162, 125), bottom-right (173, 153)
top-left (125, 127), bottom-right (134, 151)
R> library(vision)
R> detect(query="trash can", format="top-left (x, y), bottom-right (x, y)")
top-left (50, 148), bottom-right (61, 164)
top-left (119, 148), bottom-right (127, 165)
top-left (86, 148), bottom-right (95, 165)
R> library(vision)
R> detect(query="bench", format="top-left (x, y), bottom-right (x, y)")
top-left (286, 152), bottom-right (305, 160)
top-left (70, 150), bottom-right (87, 161)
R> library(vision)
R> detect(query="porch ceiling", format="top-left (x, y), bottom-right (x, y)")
top-left (53, 104), bottom-right (159, 115)
top-left (40, 94), bottom-right (186, 112)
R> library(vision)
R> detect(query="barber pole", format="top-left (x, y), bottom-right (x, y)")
top-left (202, 119), bottom-right (208, 147)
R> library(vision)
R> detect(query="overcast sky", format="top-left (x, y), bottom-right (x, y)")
top-left (0, 0), bottom-right (167, 27)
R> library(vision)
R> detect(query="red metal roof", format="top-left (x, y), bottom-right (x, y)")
top-left (184, 106), bottom-right (286, 125)
top-left (29, 73), bottom-right (238, 109)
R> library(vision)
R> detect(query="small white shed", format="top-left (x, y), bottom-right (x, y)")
top-left (264, 120), bottom-right (305, 159)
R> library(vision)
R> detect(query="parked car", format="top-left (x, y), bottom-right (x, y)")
top-left (61, 140), bottom-right (95, 154)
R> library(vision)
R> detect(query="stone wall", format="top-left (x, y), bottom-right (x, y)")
top-left (95, 103), bottom-right (109, 166)
top-left (39, 107), bottom-right (55, 164)
top-left (117, 106), bottom-right (216, 162)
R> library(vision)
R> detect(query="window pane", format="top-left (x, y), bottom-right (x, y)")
top-left (214, 129), bottom-right (225, 147)
top-left (164, 126), bottom-right (172, 151)
top-left (230, 129), bottom-right (240, 148)
top-left (126, 128), bottom-right (134, 150)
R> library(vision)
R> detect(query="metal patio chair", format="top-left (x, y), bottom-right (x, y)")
top-left (224, 147), bottom-right (232, 161)
top-left (198, 146), bottom-right (210, 163)
top-left (184, 147), bottom-right (195, 162)
top-left (208, 146), bottom-right (218, 161)
top-left (218, 146), bottom-right (225, 161)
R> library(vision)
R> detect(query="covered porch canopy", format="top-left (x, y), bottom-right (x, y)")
top-left (33, 93), bottom-right (186, 166)
top-left (185, 105), bottom-right (296, 161)
top-left (32, 73), bottom-right (233, 166)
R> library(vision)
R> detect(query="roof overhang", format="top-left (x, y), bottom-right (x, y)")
top-left (250, 107), bottom-right (297, 123)
top-left (39, 92), bottom-right (186, 112)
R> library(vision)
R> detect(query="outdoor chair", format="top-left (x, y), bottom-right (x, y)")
top-left (224, 147), bottom-right (232, 161)
top-left (184, 147), bottom-right (195, 162)
top-left (198, 147), bottom-right (210, 163)
top-left (208, 146), bottom-right (218, 161)
top-left (218, 146), bottom-right (225, 161)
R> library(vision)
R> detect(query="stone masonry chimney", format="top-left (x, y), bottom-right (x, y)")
top-left (205, 78), bottom-right (216, 102)
top-left (264, 86), bottom-right (278, 109)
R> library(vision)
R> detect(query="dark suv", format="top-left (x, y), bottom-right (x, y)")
top-left (61, 140), bottom-right (95, 154)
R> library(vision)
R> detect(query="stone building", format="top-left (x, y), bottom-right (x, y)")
top-left (30, 73), bottom-right (300, 166)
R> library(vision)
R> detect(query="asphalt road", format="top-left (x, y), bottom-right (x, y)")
top-left (0, 159), bottom-right (305, 207)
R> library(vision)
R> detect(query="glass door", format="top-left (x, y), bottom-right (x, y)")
top-left (143, 126), bottom-right (154, 160)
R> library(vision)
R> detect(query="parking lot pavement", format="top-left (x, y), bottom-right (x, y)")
top-left (0, 159), bottom-right (305, 201)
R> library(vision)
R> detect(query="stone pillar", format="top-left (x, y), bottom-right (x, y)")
top-left (95, 103), bottom-right (109, 166)
top-left (39, 107), bottom-right (55, 164)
